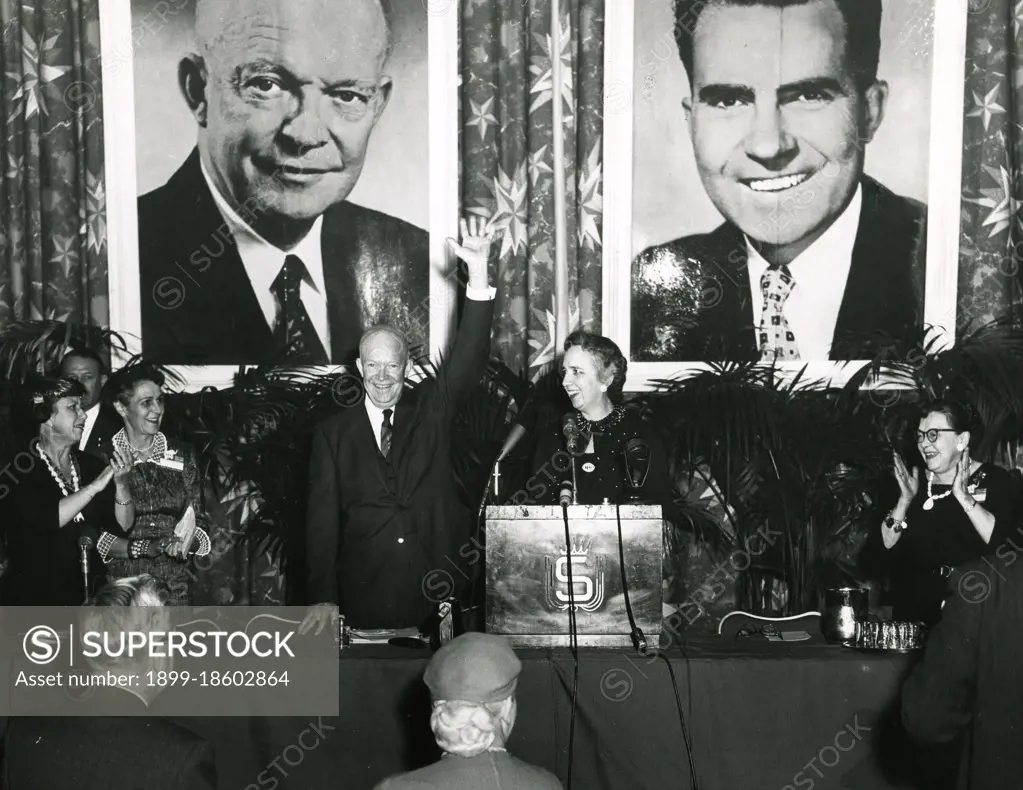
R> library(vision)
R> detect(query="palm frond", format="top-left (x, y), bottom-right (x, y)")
top-left (0, 320), bottom-right (128, 380)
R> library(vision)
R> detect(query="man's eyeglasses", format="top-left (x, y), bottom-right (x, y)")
top-left (916, 429), bottom-right (957, 443)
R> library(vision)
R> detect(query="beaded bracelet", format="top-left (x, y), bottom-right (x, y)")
top-left (97, 531), bottom-right (117, 564)
top-left (128, 539), bottom-right (151, 559)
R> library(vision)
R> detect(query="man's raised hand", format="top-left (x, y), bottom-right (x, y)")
top-left (448, 216), bottom-right (496, 289)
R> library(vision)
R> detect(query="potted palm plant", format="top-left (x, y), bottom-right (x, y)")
top-left (643, 318), bottom-right (1023, 631)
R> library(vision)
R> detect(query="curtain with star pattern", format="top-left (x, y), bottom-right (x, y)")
top-left (1, 0), bottom-right (107, 328)
top-left (460, 0), bottom-right (605, 375)
top-left (957, 0), bottom-right (1023, 327)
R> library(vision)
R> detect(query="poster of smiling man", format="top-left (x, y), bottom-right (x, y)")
top-left (102, 0), bottom-right (445, 377)
top-left (603, 0), bottom-right (965, 378)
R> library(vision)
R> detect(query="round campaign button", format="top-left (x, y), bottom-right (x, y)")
top-left (581, 462), bottom-right (596, 473)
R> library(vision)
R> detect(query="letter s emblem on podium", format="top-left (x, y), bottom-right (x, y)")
top-left (544, 554), bottom-right (605, 612)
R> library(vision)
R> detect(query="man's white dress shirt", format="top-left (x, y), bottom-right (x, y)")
top-left (79, 403), bottom-right (100, 449)
top-left (200, 159), bottom-right (332, 357)
top-left (745, 185), bottom-right (862, 360)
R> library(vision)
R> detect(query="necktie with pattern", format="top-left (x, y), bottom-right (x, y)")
top-left (758, 265), bottom-right (801, 361)
top-left (380, 408), bottom-right (394, 458)
top-left (270, 255), bottom-right (328, 364)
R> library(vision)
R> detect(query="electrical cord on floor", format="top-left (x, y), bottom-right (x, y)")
top-left (656, 651), bottom-right (700, 789)
top-left (614, 502), bottom-right (700, 789)
top-left (561, 502), bottom-right (580, 790)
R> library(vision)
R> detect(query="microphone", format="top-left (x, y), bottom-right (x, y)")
top-left (79, 527), bottom-right (98, 601)
top-left (562, 413), bottom-right (588, 457)
top-left (497, 423), bottom-right (527, 463)
top-left (623, 438), bottom-right (652, 491)
top-left (559, 478), bottom-right (574, 508)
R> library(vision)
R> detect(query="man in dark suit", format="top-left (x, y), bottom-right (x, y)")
top-left (137, 0), bottom-right (428, 366)
top-left (301, 219), bottom-right (495, 633)
top-left (901, 556), bottom-right (1023, 790)
top-left (59, 347), bottom-right (120, 461)
top-left (2, 575), bottom-right (217, 790)
top-left (632, 0), bottom-right (926, 362)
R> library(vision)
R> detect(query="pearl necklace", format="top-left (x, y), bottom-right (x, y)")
top-left (39, 446), bottom-right (84, 522)
top-left (923, 472), bottom-right (953, 511)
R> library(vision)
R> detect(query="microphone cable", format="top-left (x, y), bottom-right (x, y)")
top-left (614, 501), bottom-right (645, 653)
top-left (614, 498), bottom-right (700, 789)
top-left (656, 649), bottom-right (700, 789)
top-left (561, 489), bottom-right (580, 790)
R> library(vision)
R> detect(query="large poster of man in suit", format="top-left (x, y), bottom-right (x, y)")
top-left (628, 0), bottom-right (941, 364)
top-left (123, 0), bottom-right (430, 367)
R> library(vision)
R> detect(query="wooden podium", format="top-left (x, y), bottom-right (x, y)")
top-left (485, 504), bottom-right (663, 647)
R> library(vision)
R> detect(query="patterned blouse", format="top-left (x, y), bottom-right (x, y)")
top-left (99, 430), bottom-right (210, 604)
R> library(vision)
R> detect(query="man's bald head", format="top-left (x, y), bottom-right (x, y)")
top-left (181, 0), bottom-right (395, 247)
top-left (359, 325), bottom-right (408, 361)
top-left (357, 325), bottom-right (410, 409)
top-left (194, 0), bottom-right (393, 66)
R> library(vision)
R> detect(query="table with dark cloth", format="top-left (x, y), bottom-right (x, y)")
top-left (164, 638), bottom-right (959, 790)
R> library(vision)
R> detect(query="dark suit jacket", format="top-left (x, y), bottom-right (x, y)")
top-left (631, 177), bottom-right (926, 361)
top-left (79, 403), bottom-right (121, 462)
top-left (3, 688), bottom-right (216, 790)
top-left (374, 751), bottom-right (563, 790)
top-left (137, 149), bottom-right (429, 365)
top-left (305, 297), bottom-right (495, 629)
top-left (901, 553), bottom-right (1023, 790)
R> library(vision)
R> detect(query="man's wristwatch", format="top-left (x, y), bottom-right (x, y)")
top-left (884, 513), bottom-right (907, 533)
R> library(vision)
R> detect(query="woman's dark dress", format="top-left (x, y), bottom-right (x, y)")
top-left (526, 406), bottom-right (679, 520)
top-left (0, 451), bottom-right (112, 605)
top-left (106, 438), bottom-right (207, 605)
top-left (889, 463), bottom-right (1016, 627)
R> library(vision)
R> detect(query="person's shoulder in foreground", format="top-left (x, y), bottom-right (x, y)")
top-left (4, 713), bottom-right (216, 790)
top-left (901, 550), bottom-right (1023, 789)
top-left (374, 752), bottom-right (563, 790)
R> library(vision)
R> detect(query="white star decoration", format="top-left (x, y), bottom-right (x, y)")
top-left (577, 139), bottom-right (603, 250)
top-left (965, 164), bottom-right (1019, 239)
top-left (488, 162), bottom-right (529, 259)
top-left (10, 31), bottom-right (69, 121)
top-left (466, 96), bottom-right (498, 141)
top-left (528, 14), bottom-right (574, 122)
top-left (967, 85), bottom-right (1006, 132)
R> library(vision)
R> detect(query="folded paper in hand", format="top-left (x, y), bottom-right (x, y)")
top-left (349, 628), bottom-right (423, 645)
top-left (174, 506), bottom-right (198, 552)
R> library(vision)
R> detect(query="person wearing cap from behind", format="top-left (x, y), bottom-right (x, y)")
top-left (373, 633), bottom-right (562, 790)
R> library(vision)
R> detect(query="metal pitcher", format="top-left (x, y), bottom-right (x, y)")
top-left (822, 587), bottom-right (868, 643)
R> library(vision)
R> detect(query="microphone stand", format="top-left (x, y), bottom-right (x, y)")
top-left (80, 543), bottom-right (91, 603)
top-left (491, 460), bottom-right (502, 501)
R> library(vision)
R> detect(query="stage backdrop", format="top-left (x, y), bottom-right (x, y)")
top-left (3, 0), bottom-right (1020, 611)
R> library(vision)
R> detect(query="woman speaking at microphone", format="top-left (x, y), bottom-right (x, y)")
top-left (525, 331), bottom-right (677, 520)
